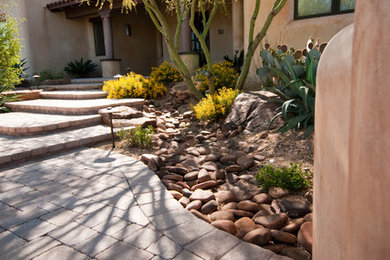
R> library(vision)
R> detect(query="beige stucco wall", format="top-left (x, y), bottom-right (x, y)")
top-left (110, 9), bottom-right (159, 75)
top-left (243, 0), bottom-right (354, 88)
top-left (1, 0), bottom-right (94, 76)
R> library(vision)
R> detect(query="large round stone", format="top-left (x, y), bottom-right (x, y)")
top-left (215, 190), bottom-right (237, 203)
top-left (237, 200), bottom-right (259, 212)
top-left (252, 193), bottom-right (272, 204)
top-left (186, 200), bottom-right (202, 211)
top-left (253, 213), bottom-right (288, 229)
top-left (201, 200), bottom-right (218, 214)
top-left (212, 220), bottom-right (237, 235)
top-left (234, 217), bottom-right (258, 238)
top-left (210, 211), bottom-right (235, 222)
top-left (191, 180), bottom-right (217, 191)
top-left (189, 189), bottom-right (215, 203)
top-left (243, 228), bottom-right (271, 246)
top-left (298, 221), bottom-right (313, 253)
top-left (270, 229), bottom-right (297, 244)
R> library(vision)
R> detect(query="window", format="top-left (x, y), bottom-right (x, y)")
top-left (295, 0), bottom-right (355, 19)
top-left (92, 20), bottom-right (105, 56)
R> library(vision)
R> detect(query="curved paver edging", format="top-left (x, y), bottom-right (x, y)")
top-left (0, 148), bottom-right (289, 260)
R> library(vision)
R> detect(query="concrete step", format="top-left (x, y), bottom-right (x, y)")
top-left (0, 124), bottom-right (132, 166)
top-left (40, 90), bottom-right (108, 99)
top-left (71, 78), bottom-right (112, 84)
top-left (5, 98), bottom-right (144, 115)
top-left (40, 83), bottom-right (102, 91)
top-left (0, 112), bottom-right (102, 136)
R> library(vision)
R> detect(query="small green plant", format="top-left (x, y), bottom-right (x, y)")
top-left (38, 70), bottom-right (64, 82)
top-left (64, 58), bottom-right (97, 78)
top-left (224, 50), bottom-right (244, 73)
top-left (149, 61), bottom-right (183, 85)
top-left (117, 126), bottom-right (154, 148)
top-left (193, 87), bottom-right (240, 121)
top-left (256, 163), bottom-right (310, 191)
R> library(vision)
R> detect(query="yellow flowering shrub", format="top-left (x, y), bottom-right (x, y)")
top-left (149, 61), bottom-right (183, 85)
top-left (103, 72), bottom-right (167, 99)
top-left (193, 87), bottom-right (240, 121)
top-left (193, 61), bottom-right (239, 95)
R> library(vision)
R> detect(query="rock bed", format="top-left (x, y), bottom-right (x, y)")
top-left (104, 87), bottom-right (314, 260)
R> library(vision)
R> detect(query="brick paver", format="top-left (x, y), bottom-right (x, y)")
top-left (0, 148), bottom-right (284, 259)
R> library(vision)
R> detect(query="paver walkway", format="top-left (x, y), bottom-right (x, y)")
top-left (0, 148), bottom-right (284, 260)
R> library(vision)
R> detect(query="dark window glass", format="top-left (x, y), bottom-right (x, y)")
top-left (295, 0), bottom-right (355, 19)
top-left (93, 21), bottom-right (105, 56)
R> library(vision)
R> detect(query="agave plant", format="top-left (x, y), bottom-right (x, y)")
top-left (0, 85), bottom-right (19, 113)
top-left (257, 39), bottom-right (324, 135)
top-left (224, 50), bottom-right (244, 73)
top-left (64, 58), bottom-right (97, 78)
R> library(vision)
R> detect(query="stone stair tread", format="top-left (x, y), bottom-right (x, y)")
top-left (40, 90), bottom-right (107, 99)
top-left (0, 124), bottom-right (134, 166)
top-left (40, 83), bottom-right (102, 91)
top-left (71, 77), bottom-right (112, 84)
top-left (0, 112), bottom-right (101, 136)
top-left (5, 98), bottom-right (144, 115)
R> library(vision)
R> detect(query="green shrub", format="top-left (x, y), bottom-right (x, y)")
top-left (193, 87), bottom-right (239, 121)
top-left (149, 61), bottom-right (183, 85)
top-left (103, 72), bottom-right (167, 99)
top-left (39, 70), bottom-right (64, 82)
top-left (117, 126), bottom-right (154, 148)
top-left (0, 4), bottom-right (22, 90)
top-left (256, 163), bottom-right (310, 191)
top-left (64, 58), bottom-right (97, 78)
top-left (193, 61), bottom-right (239, 95)
top-left (258, 39), bottom-right (325, 135)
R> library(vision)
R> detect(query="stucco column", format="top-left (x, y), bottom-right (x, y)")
top-left (181, 17), bottom-right (192, 52)
top-left (232, 0), bottom-right (244, 52)
top-left (315, 1), bottom-right (390, 259)
top-left (99, 7), bottom-right (114, 59)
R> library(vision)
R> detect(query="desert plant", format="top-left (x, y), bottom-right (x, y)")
top-left (193, 87), bottom-right (239, 121)
top-left (39, 70), bottom-right (64, 82)
top-left (193, 61), bottom-right (239, 95)
top-left (64, 58), bottom-right (97, 78)
top-left (258, 39), bottom-right (323, 135)
top-left (103, 72), bottom-right (167, 99)
top-left (256, 163), bottom-right (310, 191)
top-left (0, 85), bottom-right (18, 113)
top-left (223, 50), bottom-right (244, 73)
top-left (117, 126), bottom-right (154, 148)
top-left (0, 3), bottom-right (22, 91)
top-left (149, 61), bottom-right (183, 85)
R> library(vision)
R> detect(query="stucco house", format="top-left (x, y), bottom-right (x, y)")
top-left (2, 0), bottom-right (354, 84)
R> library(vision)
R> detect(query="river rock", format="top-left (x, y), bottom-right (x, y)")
top-left (236, 156), bottom-right (254, 169)
top-left (201, 200), bottom-right (218, 214)
top-left (276, 196), bottom-right (311, 218)
top-left (235, 217), bottom-right (258, 238)
top-left (298, 221), bottom-right (313, 253)
top-left (215, 190), bottom-right (237, 203)
top-left (237, 200), bottom-right (259, 212)
top-left (270, 230), bottom-right (297, 244)
top-left (212, 220), bottom-right (237, 235)
top-left (243, 228), bottom-right (272, 246)
top-left (253, 213), bottom-right (288, 229)
top-left (190, 209), bottom-right (211, 223)
top-left (268, 187), bottom-right (290, 199)
top-left (280, 247), bottom-right (311, 260)
top-left (281, 218), bottom-right (305, 233)
top-left (221, 202), bottom-right (237, 210)
top-left (198, 169), bottom-right (211, 182)
top-left (184, 171), bottom-right (198, 181)
top-left (189, 189), bottom-right (215, 202)
top-left (169, 190), bottom-right (183, 200)
top-left (191, 180), bottom-right (217, 191)
top-left (186, 200), bottom-right (202, 211)
top-left (252, 193), bottom-right (272, 204)
top-left (210, 211), bottom-right (235, 222)
top-left (179, 197), bottom-right (190, 207)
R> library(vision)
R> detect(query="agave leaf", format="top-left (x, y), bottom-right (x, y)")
top-left (257, 67), bottom-right (269, 79)
top-left (267, 67), bottom-right (290, 84)
top-left (281, 99), bottom-right (296, 120)
top-left (268, 111), bottom-right (282, 129)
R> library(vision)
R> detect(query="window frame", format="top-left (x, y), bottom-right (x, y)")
top-left (294, 0), bottom-right (355, 20)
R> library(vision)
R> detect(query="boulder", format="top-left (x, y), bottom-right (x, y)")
top-left (235, 217), bottom-right (258, 238)
top-left (99, 106), bottom-right (143, 125)
top-left (298, 221), bottom-right (313, 253)
top-left (224, 92), bottom-right (281, 131)
top-left (210, 211), bottom-right (235, 222)
top-left (270, 230), bottom-right (297, 244)
top-left (237, 200), bottom-right (259, 212)
top-left (215, 190), bottom-right (237, 204)
top-left (276, 196), bottom-right (311, 218)
top-left (201, 200), bottom-right (218, 214)
top-left (186, 200), bottom-right (202, 211)
top-left (253, 213), bottom-right (288, 229)
top-left (189, 189), bottom-right (215, 203)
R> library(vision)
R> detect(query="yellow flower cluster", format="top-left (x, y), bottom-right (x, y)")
top-left (149, 61), bottom-right (183, 85)
top-left (193, 87), bottom-right (240, 121)
top-left (193, 61), bottom-right (239, 94)
top-left (103, 72), bottom-right (167, 99)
